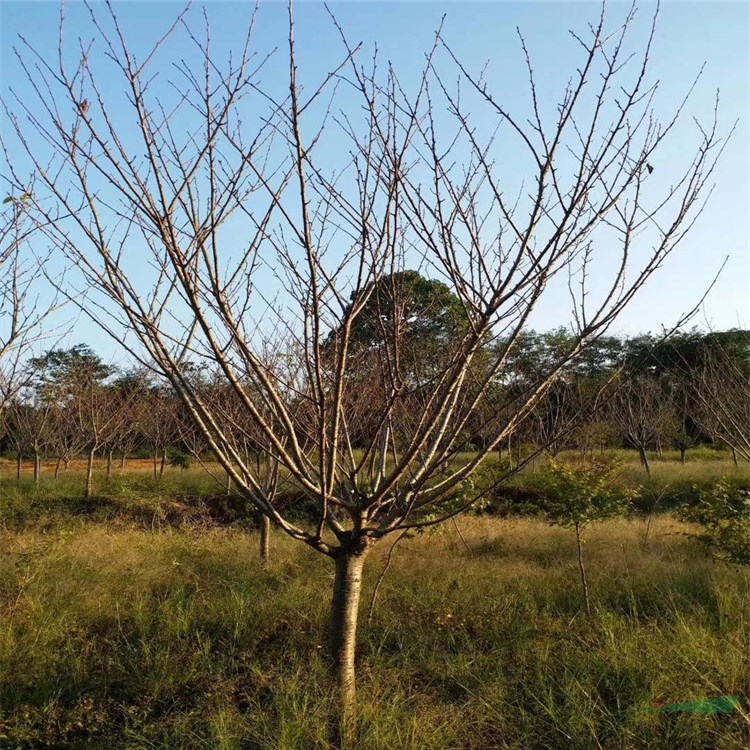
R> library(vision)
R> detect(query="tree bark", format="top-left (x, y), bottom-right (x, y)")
top-left (107, 449), bottom-right (113, 480)
top-left (507, 436), bottom-right (513, 469)
top-left (329, 542), bottom-right (368, 746)
top-left (85, 448), bottom-right (96, 499)
top-left (679, 447), bottom-right (686, 465)
top-left (575, 522), bottom-right (591, 617)
top-left (54, 457), bottom-right (62, 479)
top-left (637, 445), bottom-right (651, 475)
top-left (120, 452), bottom-right (126, 470)
top-left (153, 449), bottom-right (158, 480)
top-left (259, 513), bottom-right (270, 565)
top-left (33, 450), bottom-right (41, 486)
top-left (16, 453), bottom-right (22, 482)
top-left (159, 449), bottom-right (167, 477)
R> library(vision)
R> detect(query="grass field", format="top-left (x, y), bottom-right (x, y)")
top-left (1, 454), bottom-right (749, 748)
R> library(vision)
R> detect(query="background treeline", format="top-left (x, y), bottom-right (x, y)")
top-left (1, 328), bottom-right (747, 498)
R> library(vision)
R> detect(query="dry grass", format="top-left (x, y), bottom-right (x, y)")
top-left (1, 512), bottom-right (748, 749)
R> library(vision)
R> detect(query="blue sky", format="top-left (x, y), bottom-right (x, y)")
top-left (1, 1), bottom-right (748, 363)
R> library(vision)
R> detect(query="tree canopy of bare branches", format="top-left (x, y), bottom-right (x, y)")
top-left (2, 1), bottom-right (731, 734)
top-left (0, 195), bottom-right (53, 414)
top-left (691, 342), bottom-right (750, 463)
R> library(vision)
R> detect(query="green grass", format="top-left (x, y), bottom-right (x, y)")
top-left (2, 449), bottom-right (748, 530)
top-left (1, 512), bottom-right (749, 749)
top-left (1, 451), bottom-right (749, 748)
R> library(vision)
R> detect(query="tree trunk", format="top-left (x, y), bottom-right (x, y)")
top-left (226, 471), bottom-right (232, 496)
top-left (63, 458), bottom-right (70, 472)
top-left (120, 452), bottom-right (126, 470)
top-left (507, 436), bottom-right (513, 469)
top-left (637, 445), bottom-right (651, 475)
top-left (575, 523), bottom-right (591, 617)
top-left (731, 446), bottom-right (738, 466)
top-left (679, 447), bottom-right (686, 465)
top-left (107, 449), bottom-right (113, 479)
top-left (259, 514), bottom-right (271, 565)
top-left (329, 543), bottom-right (368, 746)
top-left (85, 448), bottom-right (96, 499)
top-left (159, 449), bottom-right (166, 477)
top-left (33, 450), bottom-right (41, 486)
top-left (16, 453), bottom-right (22, 482)
top-left (54, 457), bottom-right (62, 479)
top-left (153, 449), bottom-right (158, 480)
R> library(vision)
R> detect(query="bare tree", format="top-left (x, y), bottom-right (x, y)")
top-left (570, 380), bottom-right (619, 459)
top-left (47, 400), bottom-right (85, 478)
top-left (140, 385), bottom-right (180, 480)
top-left (5, 394), bottom-right (54, 485)
top-left (691, 343), bottom-right (750, 463)
top-left (4, 2), bottom-right (729, 735)
top-left (102, 381), bottom-right (143, 479)
top-left (664, 380), bottom-right (696, 464)
top-left (608, 375), bottom-right (673, 474)
top-left (110, 369), bottom-right (151, 469)
top-left (0, 194), bottom-right (54, 417)
top-left (29, 345), bottom-right (120, 497)
top-left (76, 378), bottom-right (131, 498)
top-left (530, 380), bottom-right (575, 458)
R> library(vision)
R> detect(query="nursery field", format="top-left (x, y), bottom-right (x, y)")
top-left (2, 0), bottom-right (748, 743)
top-left (0, 452), bottom-right (749, 749)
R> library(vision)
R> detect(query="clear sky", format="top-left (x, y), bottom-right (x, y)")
top-left (1, 1), bottom-right (748, 363)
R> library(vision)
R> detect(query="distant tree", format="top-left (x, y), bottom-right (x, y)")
top-left (690, 342), bottom-right (750, 463)
top-left (337, 270), bottom-right (469, 352)
top-left (664, 379), bottom-right (697, 464)
top-left (140, 385), bottom-right (181, 480)
top-left (107, 370), bottom-right (148, 475)
top-left (530, 379), bottom-right (576, 457)
top-left (5, 395), bottom-right (54, 485)
top-left (608, 376), bottom-right (673, 474)
top-left (29, 345), bottom-right (118, 497)
top-left (47, 401), bottom-right (85, 477)
top-left (568, 377), bottom-right (619, 458)
top-left (102, 381), bottom-right (143, 479)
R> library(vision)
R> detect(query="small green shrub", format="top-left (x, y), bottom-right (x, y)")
top-left (537, 457), bottom-right (633, 615)
top-left (680, 478), bottom-right (750, 565)
top-left (168, 451), bottom-right (192, 470)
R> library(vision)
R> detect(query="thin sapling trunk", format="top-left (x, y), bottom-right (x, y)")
top-left (85, 447), bottom-right (96, 499)
top-left (575, 522), bottom-right (592, 617)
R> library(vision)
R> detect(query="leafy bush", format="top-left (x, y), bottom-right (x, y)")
top-left (539, 457), bottom-right (633, 528)
top-left (679, 478), bottom-right (750, 565)
top-left (168, 451), bottom-right (192, 470)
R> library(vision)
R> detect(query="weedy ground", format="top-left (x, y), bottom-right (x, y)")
top-left (0, 455), bottom-right (749, 749)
